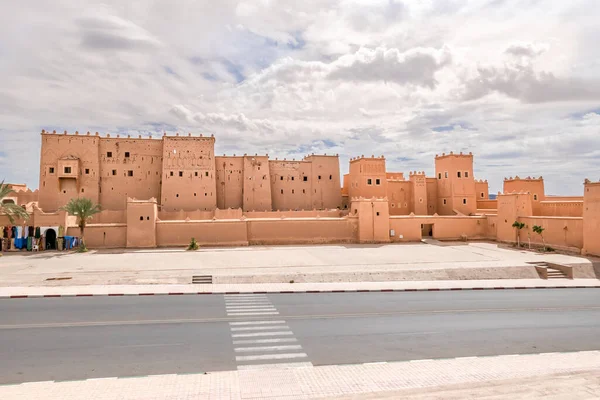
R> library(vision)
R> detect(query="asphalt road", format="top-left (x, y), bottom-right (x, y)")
top-left (1, 289), bottom-right (599, 384)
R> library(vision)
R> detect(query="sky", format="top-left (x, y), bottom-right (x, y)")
top-left (1, 0), bottom-right (599, 195)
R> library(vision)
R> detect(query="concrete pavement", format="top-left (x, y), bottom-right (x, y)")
top-left (1, 289), bottom-right (599, 384)
top-left (1, 351), bottom-right (599, 399)
top-left (0, 242), bottom-right (596, 286)
top-left (1, 278), bottom-right (598, 298)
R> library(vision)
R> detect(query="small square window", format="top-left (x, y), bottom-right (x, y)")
top-left (303, 176), bottom-right (308, 182)
top-left (195, 172), bottom-right (198, 177)
top-left (85, 168), bottom-right (90, 174)
top-left (280, 176), bottom-right (284, 181)
top-left (205, 171), bottom-right (209, 177)
top-left (481, 192), bottom-right (485, 198)
top-left (291, 177), bottom-right (294, 181)
top-left (179, 171), bottom-right (183, 177)
top-left (367, 178), bottom-right (372, 185)
top-left (463, 199), bottom-right (467, 204)
top-left (127, 170), bottom-right (133, 177)
top-left (194, 193), bottom-right (197, 196)
top-left (125, 152), bottom-right (130, 158)
top-left (376, 212), bottom-right (380, 216)
top-left (81, 188), bottom-right (84, 193)
top-left (64, 167), bottom-right (71, 174)
top-left (457, 171), bottom-right (461, 178)
top-left (49, 167), bottom-right (55, 174)
top-left (318, 175), bottom-right (322, 180)
top-left (147, 216), bottom-right (150, 221)
top-left (112, 170), bottom-right (117, 176)
top-left (140, 216), bottom-right (143, 221)
top-left (281, 189), bottom-right (283, 194)
top-left (465, 171), bottom-right (469, 178)
top-left (107, 151), bottom-right (112, 157)
top-left (445, 172), bottom-right (448, 178)
top-left (443, 199), bottom-right (447, 205)
top-left (375, 178), bottom-right (381, 185)
top-left (302, 189), bottom-right (305, 194)
top-left (176, 194), bottom-right (179, 197)
top-left (205, 193), bottom-right (207, 196)
top-left (534, 194), bottom-right (538, 200)
top-left (329, 175), bottom-right (332, 180)
top-left (170, 171), bottom-right (173, 176)
top-left (292, 189), bottom-right (295, 194)
top-left (438, 173), bottom-right (441, 179)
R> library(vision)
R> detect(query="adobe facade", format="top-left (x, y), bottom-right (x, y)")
top-left (2, 129), bottom-right (599, 260)
top-left (37, 130), bottom-right (341, 213)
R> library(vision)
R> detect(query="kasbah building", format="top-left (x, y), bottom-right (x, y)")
top-left (1, 129), bottom-right (599, 258)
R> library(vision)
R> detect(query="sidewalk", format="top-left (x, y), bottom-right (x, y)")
top-left (1, 279), bottom-right (598, 298)
top-left (1, 351), bottom-right (599, 399)
top-left (0, 242), bottom-right (597, 287)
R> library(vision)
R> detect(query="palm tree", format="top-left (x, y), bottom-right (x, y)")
top-left (60, 197), bottom-right (100, 251)
top-left (0, 181), bottom-right (29, 224)
top-left (511, 221), bottom-right (525, 247)
top-left (532, 225), bottom-right (546, 250)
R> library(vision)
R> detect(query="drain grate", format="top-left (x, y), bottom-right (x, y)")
top-left (192, 275), bottom-right (213, 284)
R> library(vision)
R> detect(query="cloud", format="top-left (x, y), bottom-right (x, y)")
top-left (504, 42), bottom-right (549, 58)
top-left (77, 9), bottom-right (161, 51)
top-left (170, 105), bottom-right (276, 133)
top-left (461, 64), bottom-right (600, 103)
top-left (327, 46), bottom-right (452, 87)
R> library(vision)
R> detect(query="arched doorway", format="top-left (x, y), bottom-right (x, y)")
top-left (46, 229), bottom-right (57, 250)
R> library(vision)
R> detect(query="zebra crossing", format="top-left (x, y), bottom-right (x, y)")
top-left (224, 294), bottom-right (313, 370)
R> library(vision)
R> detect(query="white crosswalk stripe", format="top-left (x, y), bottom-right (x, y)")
top-left (233, 338), bottom-right (298, 345)
top-left (229, 320), bottom-right (287, 326)
top-left (230, 326), bottom-right (289, 332)
top-left (235, 345), bottom-right (303, 352)
top-left (225, 294), bottom-right (313, 370)
top-left (236, 353), bottom-right (308, 362)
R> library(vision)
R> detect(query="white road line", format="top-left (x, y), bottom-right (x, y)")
top-left (225, 304), bottom-right (274, 308)
top-left (236, 353), bottom-right (308, 362)
top-left (233, 338), bottom-right (298, 345)
top-left (227, 312), bottom-right (279, 316)
top-left (225, 301), bottom-right (273, 305)
top-left (230, 326), bottom-right (289, 332)
top-left (237, 362), bottom-right (313, 370)
top-left (235, 345), bottom-right (303, 352)
top-left (229, 321), bottom-right (286, 326)
top-left (224, 295), bottom-right (269, 298)
top-left (232, 331), bottom-right (293, 338)
top-left (226, 308), bottom-right (277, 312)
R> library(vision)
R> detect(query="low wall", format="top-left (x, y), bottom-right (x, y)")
top-left (89, 210), bottom-right (127, 224)
top-left (476, 200), bottom-right (498, 210)
top-left (247, 218), bottom-right (357, 245)
top-left (244, 210), bottom-right (344, 219)
top-left (389, 218), bottom-right (421, 242)
top-left (67, 224), bottom-right (127, 248)
top-left (545, 196), bottom-right (583, 202)
top-left (518, 216), bottom-right (583, 251)
top-left (158, 210), bottom-right (215, 221)
top-left (389, 215), bottom-right (492, 241)
top-left (539, 201), bottom-right (583, 217)
top-left (156, 220), bottom-right (248, 247)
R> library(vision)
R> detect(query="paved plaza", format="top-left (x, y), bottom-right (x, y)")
top-left (0, 242), bottom-right (596, 287)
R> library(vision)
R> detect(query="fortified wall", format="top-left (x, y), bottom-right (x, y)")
top-left (1, 130), bottom-right (599, 257)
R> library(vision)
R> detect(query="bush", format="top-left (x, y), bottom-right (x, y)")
top-left (187, 237), bottom-right (199, 251)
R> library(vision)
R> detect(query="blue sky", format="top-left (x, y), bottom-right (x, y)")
top-left (1, 0), bottom-right (600, 195)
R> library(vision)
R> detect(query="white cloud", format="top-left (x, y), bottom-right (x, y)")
top-left (0, 0), bottom-right (599, 195)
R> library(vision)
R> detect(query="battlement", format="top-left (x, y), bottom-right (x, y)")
top-left (584, 179), bottom-right (600, 186)
top-left (434, 151), bottom-right (473, 160)
top-left (475, 179), bottom-right (488, 183)
top-left (304, 153), bottom-right (340, 159)
top-left (40, 129), bottom-right (214, 141)
top-left (504, 176), bottom-right (543, 182)
top-left (409, 171), bottom-right (426, 177)
top-left (349, 155), bottom-right (385, 163)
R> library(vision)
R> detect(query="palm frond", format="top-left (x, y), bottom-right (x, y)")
top-left (0, 180), bottom-right (30, 224)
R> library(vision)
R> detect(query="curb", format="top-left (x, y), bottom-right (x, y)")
top-left (2, 285), bottom-right (599, 299)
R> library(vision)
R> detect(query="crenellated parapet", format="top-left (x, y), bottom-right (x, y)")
top-left (434, 151), bottom-right (473, 160)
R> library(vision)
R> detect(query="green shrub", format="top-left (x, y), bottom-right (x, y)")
top-left (187, 238), bottom-right (199, 251)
